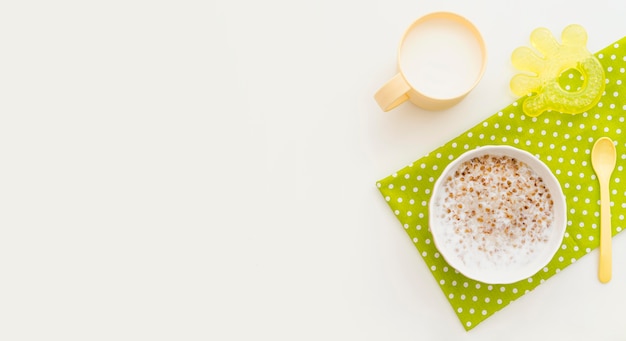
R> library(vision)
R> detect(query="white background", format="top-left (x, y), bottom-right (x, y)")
top-left (2, 0), bottom-right (626, 339)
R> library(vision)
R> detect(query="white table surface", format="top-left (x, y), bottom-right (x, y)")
top-left (3, 0), bottom-right (626, 339)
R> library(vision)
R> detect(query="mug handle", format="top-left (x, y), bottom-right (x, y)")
top-left (374, 73), bottom-right (411, 112)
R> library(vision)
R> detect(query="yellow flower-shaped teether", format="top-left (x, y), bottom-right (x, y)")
top-left (510, 24), bottom-right (605, 117)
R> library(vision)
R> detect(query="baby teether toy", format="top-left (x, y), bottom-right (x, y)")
top-left (510, 24), bottom-right (605, 117)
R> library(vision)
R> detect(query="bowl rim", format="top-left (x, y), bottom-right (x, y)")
top-left (428, 145), bottom-right (567, 284)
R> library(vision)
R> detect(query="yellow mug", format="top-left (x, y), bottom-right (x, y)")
top-left (375, 12), bottom-right (487, 111)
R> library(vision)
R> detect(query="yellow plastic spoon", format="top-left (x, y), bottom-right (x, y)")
top-left (591, 137), bottom-right (617, 283)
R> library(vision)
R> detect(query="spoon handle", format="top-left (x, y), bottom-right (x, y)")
top-left (599, 180), bottom-right (612, 283)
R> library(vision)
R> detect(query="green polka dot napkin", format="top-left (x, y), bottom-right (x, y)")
top-left (377, 36), bottom-right (626, 331)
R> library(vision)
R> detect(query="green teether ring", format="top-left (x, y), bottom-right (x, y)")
top-left (510, 24), bottom-right (605, 117)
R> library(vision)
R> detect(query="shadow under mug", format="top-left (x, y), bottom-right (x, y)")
top-left (375, 12), bottom-right (487, 112)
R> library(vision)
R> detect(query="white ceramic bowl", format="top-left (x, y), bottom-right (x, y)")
top-left (429, 145), bottom-right (566, 284)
